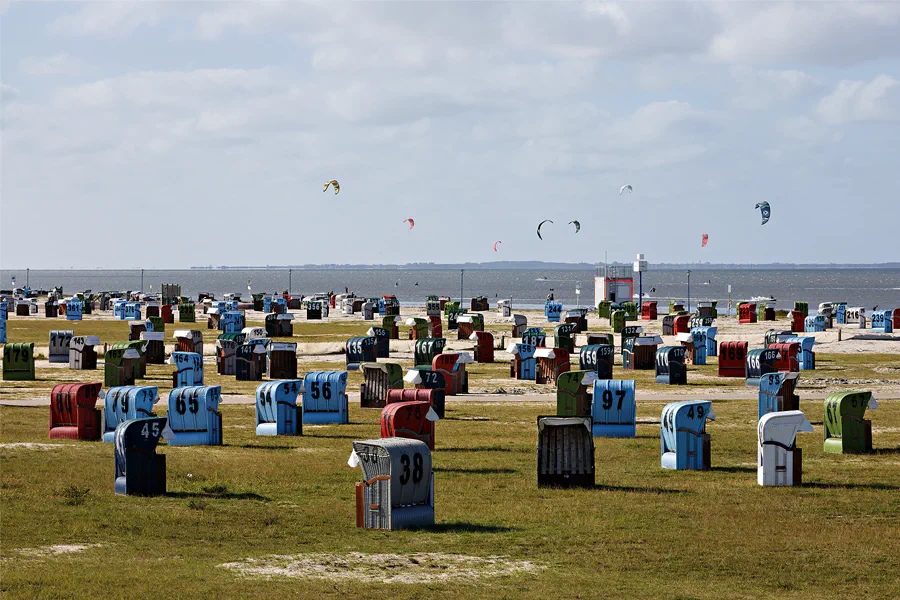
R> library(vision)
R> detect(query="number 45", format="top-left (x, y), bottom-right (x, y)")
top-left (141, 422), bottom-right (160, 439)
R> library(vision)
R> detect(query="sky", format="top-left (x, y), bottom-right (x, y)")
top-left (1, 1), bottom-right (899, 269)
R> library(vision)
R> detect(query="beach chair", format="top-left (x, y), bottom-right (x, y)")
top-left (49, 383), bottom-right (102, 440)
top-left (102, 386), bottom-right (157, 443)
top-left (360, 363), bottom-right (404, 409)
top-left (661, 401), bottom-right (715, 470)
top-left (3, 342), bottom-right (34, 381)
top-left (655, 346), bottom-right (686, 385)
top-left (49, 330), bottom-right (73, 363)
top-left (470, 330), bottom-right (494, 363)
top-left (579, 344), bottom-right (614, 379)
top-left (592, 379), bottom-right (637, 438)
top-left (346, 336), bottom-right (377, 371)
top-left (64, 298), bottom-right (83, 321)
top-left (553, 323), bottom-right (577, 353)
top-left (510, 314), bottom-right (527, 337)
top-left (69, 336), bottom-right (100, 370)
top-left (267, 342), bottom-right (298, 380)
top-left (216, 332), bottom-right (245, 375)
top-left (236, 343), bottom-right (266, 381)
top-left (413, 338), bottom-right (445, 370)
top-left (535, 347), bottom-right (570, 385)
top-left (739, 303), bottom-right (757, 324)
top-left (758, 410), bottom-right (813, 487)
top-left (824, 391), bottom-right (878, 454)
top-left (522, 327), bottom-right (545, 347)
top-left (718, 341), bottom-right (747, 377)
top-left (114, 417), bottom-right (168, 496)
top-left (536, 416), bottom-right (594, 488)
top-left (556, 370), bottom-right (595, 418)
top-left (140, 331), bottom-right (166, 365)
top-left (170, 351), bottom-right (203, 388)
top-left (758, 372), bottom-right (800, 419)
top-left (403, 369), bottom-right (447, 418)
top-left (745, 348), bottom-right (780, 387)
top-left (302, 371), bottom-right (349, 424)
top-left (544, 301), bottom-right (562, 323)
top-left (768, 342), bottom-right (800, 373)
top-left (167, 386), bottom-right (223, 446)
top-left (255, 380), bottom-right (302, 436)
top-left (508, 342), bottom-right (536, 380)
top-left (366, 326), bottom-right (391, 358)
top-left (351, 438), bottom-right (434, 530)
top-left (381, 401), bottom-right (439, 450)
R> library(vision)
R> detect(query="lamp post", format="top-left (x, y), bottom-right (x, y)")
top-left (633, 253), bottom-right (647, 309)
top-left (460, 269), bottom-right (465, 305)
top-left (687, 270), bottom-right (692, 313)
top-left (289, 269), bottom-right (292, 295)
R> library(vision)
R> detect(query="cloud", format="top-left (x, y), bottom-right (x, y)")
top-left (45, 2), bottom-right (900, 67)
top-left (708, 2), bottom-right (900, 66)
top-left (730, 66), bottom-right (824, 110)
top-left (6, 2), bottom-right (900, 267)
top-left (817, 75), bottom-right (900, 124)
top-left (48, 2), bottom-right (185, 37)
top-left (19, 53), bottom-right (86, 77)
top-left (1, 83), bottom-right (19, 103)
top-left (610, 101), bottom-right (713, 146)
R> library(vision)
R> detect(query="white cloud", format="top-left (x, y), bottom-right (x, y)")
top-left (46, 2), bottom-right (900, 67)
top-left (610, 101), bottom-right (712, 146)
top-left (730, 66), bottom-right (824, 110)
top-left (20, 53), bottom-right (86, 77)
top-left (0, 83), bottom-right (19, 103)
top-left (48, 2), bottom-right (181, 37)
top-left (817, 75), bottom-right (900, 124)
top-left (5, 2), bottom-right (900, 267)
top-left (708, 2), bottom-right (900, 66)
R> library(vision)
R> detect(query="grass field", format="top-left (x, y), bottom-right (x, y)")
top-left (2, 310), bottom-right (899, 598)
top-left (2, 397), bottom-right (899, 599)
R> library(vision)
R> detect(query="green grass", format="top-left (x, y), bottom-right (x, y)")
top-left (2, 397), bottom-right (899, 599)
top-left (2, 310), bottom-right (900, 598)
top-left (4, 314), bottom-right (900, 400)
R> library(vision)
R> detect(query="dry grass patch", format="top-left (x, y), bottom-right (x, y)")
top-left (218, 552), bottom-right (544, 584)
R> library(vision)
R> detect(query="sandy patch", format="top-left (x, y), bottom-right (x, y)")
top-left (17, 544), bottom-right (104, 557)
top-left (0, 443), bottom-right (75, 451)
top-left (872, 426), bottom-right (900, 434)
top-left (218, 552), bottom-right (544, 584)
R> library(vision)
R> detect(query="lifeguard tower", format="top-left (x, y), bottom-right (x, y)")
top-left (594, 265), bottom-right (634, 306)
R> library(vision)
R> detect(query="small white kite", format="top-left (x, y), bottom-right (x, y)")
top-left (619, 184), bottom-right (633, 195)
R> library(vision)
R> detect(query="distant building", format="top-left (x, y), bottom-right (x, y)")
top-left (594, 265), bottom-right (633, 306)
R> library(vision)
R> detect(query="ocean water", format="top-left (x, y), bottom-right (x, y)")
top-left (2, 268), bottom-right (898, 311)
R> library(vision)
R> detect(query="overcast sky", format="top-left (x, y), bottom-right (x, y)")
top-left (2, 1), bottom-right (899, 269)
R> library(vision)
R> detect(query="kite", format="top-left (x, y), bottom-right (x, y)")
top-left (536, 219), bottom-right (554, 240)
top-left (755, 202), bottom-right (771, 225)
top-left (403, 218), bottom-right (415, 230)
top-left (493, 240), bottom-right (502, 252)
top-left (323, 180), bottom-right (340, 194)
top-left (701, 234), bottom-right (708, 247)
top-left (569, 220), bottom-right (581, 233)
top-left (619, 184), bottom-right (633, 195)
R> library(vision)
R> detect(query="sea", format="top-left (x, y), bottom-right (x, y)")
top-left (2, 268), bottom-right (898, 313)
